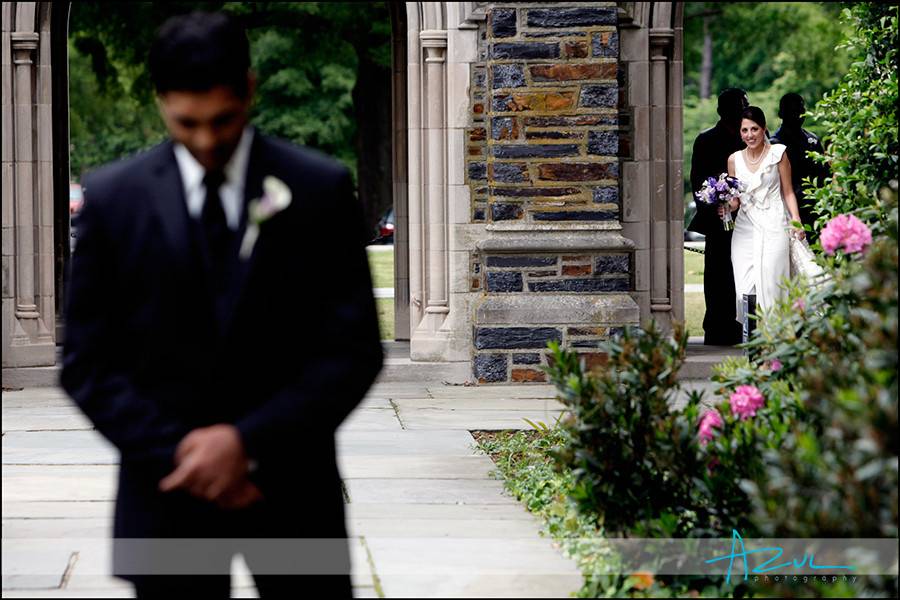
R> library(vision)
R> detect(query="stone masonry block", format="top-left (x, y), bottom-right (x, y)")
top-left (491, 116), bottom-right (519, 140)
top-left (588, 131), bottom-right (619, 156)
top-left (532, 209), bottom-right (618, 221)
top-left (475, 327), bottom-right (563, 350)
top-left (492, 42), bottom-right (559, 60)
top-left (492, 64), bottom-right (526, 89)
top-left (537, 162), bottom-right (618, 182)
top-left (492, 92), bottom-right (576, 112)
top-left (474, 353), bottom-right (508, 383)
top-left (593, 186), bottom-right (619, 205)
top-left (491, 8), bottom-right (517, 38)
top-left (592, 31), bottom-right (619, 58)
top-left (595, 255), bottom-right (630, 274)
top-left (487, 271), bottom-right (524, 292)
top-left (490, 203), bottom-right (524, 221)
top-left (530, 63), bottom-right (616, 82)
top-left (580, 84), bottom-right (618, 108)
top-left (486, 256), bottom-right (557, 268)
top-left (489, 162), bottom-right (529, 183)
top-left (492, 144), bottom-right (579, 159)
top-left (526, 7), bottom-right (616, 28)
top-left (528, 278), bottom-right (629, 293)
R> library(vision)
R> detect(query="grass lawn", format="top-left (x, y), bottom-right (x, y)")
top-left (684, 249), bottom-right (704, 285)
top-left (684, 292), bottom-right (705, 338)
top-left (376, 298), bottom-right (394, 340)
top-left (367, 247), bottom-right (394, 289)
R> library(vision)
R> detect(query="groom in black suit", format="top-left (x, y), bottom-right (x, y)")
top-left (61, 11), bottom-right (382, 597)
top-left (687, 88), bottom-right (749, 346)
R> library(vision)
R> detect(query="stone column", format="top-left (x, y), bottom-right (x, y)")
top-left (422, 31), bottom-right (449, 318)
top-left (3, 28), bottom-right (55, 370)
top-left (649, 28), bottom-right (673, 326)
top-left (410, 29), bottom-right (453, 360)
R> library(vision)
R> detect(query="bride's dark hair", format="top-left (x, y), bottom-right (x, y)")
top-left (741, 106), bottom-right (767, 129)
top-left (741, 106), bottom-right (771, 139)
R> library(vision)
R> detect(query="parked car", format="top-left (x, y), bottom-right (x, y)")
top-left (69, 182), bottom-right (83, 215)
top-left (683, 201), bottom-right (705, 241)
top-left (371, 207), bottom-right (395, 245)
top-left (69, 183), bottom-right (83, 253)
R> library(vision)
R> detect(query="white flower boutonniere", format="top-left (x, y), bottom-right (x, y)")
top-left (239, 176), bottom-right (292, 260)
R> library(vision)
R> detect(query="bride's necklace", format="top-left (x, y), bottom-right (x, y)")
top-left (745, 142), bottom-right (768, 166)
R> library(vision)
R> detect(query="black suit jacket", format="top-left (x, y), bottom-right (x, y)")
top-left (687, 122), bottom-right (746, 235)
top-left (61, 133), bottom-right (383, 565)
top-left (770, 125), bottom-right (829, 236)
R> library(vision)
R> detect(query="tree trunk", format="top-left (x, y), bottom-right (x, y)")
top-left (352, 48), bottom-right (393, 242)
top-left (700, 16), bottom-right (713, 100)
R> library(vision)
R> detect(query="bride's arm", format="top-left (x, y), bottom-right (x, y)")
top-left (778, 153), bottom-right (805, 239)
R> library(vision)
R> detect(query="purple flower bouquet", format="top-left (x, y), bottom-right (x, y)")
top-left (695, 173), bottom-right (746, 231)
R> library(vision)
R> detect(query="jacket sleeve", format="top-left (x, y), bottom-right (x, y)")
top-left (234, 168), bottom-right (384, 462)
top-left (60, 173), bottom-right (191, 475)
top-left (688, 134), bottom-right (717, 234)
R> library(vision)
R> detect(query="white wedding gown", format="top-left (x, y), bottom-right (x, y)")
top-left (731, 143), bottom-right (791, 324)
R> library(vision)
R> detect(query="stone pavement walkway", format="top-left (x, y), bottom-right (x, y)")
top-left (2, 382), bottom-right (585, 598)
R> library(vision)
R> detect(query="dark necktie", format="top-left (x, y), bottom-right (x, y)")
top-left (202, 170), bottom-right (233, 320)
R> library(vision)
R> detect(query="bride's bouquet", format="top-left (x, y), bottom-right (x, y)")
top-left (695, 174), bottom-right (746, 231)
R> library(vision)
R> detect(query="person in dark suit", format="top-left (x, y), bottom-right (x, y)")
top-left (770, 92), bottom-right (829, 244)
top-left (60, 12), bottom-right (383, 597)
top-left (687, 88), bottom-right (749, 346)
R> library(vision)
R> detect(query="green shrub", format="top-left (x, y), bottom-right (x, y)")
top-left (806, 4), bottom-right (898, 236)
top-left (544, 321), bottom-right (710, 538)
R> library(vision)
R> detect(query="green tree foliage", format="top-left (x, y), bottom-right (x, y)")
top-left (67, 2), bottom-right (394, 231)
top-left (67, 40), bottom-right (167, 180)
top-left (805, 3), bottom-right (899, 235)
top-left (682, 3), bottom-right (852, 211)
top-left (683, 2), bottom-right (851, 104)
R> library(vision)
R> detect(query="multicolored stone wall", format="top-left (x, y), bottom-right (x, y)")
top-left (467, 4), bottom-right (620, 225)
top-left (468, 3), bottom-right (637, 384)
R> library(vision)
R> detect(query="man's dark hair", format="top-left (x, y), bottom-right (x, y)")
top-left (717, 87), bottom-right (749, 121)
top-left (149, 11), bottom-right (250, 97)
top-left (741, 106), bottom-right (767, 130)
top-left (778, 92), bottom-right (806, 122)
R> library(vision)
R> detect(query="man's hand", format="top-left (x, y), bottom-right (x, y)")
top-left (159, 424), bottom-right (251, 502)
top-left (215, 478), bottom-right (265, 510)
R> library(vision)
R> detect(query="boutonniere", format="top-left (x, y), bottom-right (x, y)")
top-left (239, 176), bottom-right (292, 259)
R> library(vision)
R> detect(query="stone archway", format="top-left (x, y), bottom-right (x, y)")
top-left (618, 2), bottom-right (685, 330)
top-left (2, 2), bottom-right (685, 385)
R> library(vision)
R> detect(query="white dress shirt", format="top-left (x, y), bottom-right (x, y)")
top-left (173, 126), bottom-right (255, 231)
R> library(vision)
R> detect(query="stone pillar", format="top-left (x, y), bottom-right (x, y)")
top-left (649, 29), bottom-right (673, 325)
top-left (468, 3), bottom-right (639, 383)
top-left (410, 29), bottom-right (452, 360)
top-left (3, 22), bottom-right (55, 371)
top-left (422, 31), bottom-right (449, 320)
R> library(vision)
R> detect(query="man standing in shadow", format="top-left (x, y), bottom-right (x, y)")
top-left (686, 88), bottom-right (749, 346)
top-left (61, 11), bottom-right (383, 597)
top-left (770, 92), bottom-right (829, 244)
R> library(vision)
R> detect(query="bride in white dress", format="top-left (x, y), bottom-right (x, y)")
top-left (717, 106), bottom-right (805, 325)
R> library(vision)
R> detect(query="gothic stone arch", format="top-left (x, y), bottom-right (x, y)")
top-left (2, 2), bottom-right (684, 386)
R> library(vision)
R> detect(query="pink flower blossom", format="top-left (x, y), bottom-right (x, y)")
top-left (792, 298), bottom-right (806, 312)
top-left (769, 359), bottom-right (782, 372)
top-left (730, 385), bottom-right (765, 420)
top-left (820, 214), bottom-right (873, 255)
top-left (698, 410), bottom-right (723, 446)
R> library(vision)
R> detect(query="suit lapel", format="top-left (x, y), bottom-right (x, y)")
top-left (151, 142), bottom-right (195, 274)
